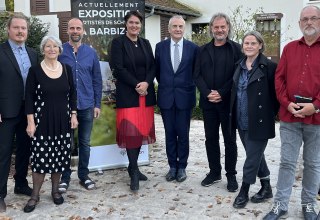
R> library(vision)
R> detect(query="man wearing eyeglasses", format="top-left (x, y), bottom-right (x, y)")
top-left (263, 5), bottom-right (320, 220)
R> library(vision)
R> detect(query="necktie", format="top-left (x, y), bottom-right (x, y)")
top-left (173, 43), bottom-right (180, 73)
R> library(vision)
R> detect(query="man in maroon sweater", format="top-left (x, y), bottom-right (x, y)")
top-left (263, 5), bottom-right (320, 220)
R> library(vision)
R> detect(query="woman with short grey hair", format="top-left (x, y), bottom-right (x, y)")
top-left (230, 30), bottom-right (279, 209)
top-left (23, 36), bottom-right (78, 212)
top-left (39, 36), bottom-right (63, 55)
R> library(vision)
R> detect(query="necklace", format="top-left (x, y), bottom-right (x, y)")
top-left (42, 60), bottom-right (60, 71)
top-left (132, 40), bottom-right (138, 47)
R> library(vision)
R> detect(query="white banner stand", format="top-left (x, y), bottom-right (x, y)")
top-left (88, 144), bottom-right (149, 172)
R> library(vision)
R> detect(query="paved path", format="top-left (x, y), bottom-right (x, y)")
top-left (0, 114), bottom-right (313, 220)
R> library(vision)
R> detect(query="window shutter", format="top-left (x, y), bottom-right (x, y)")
top-left (30, 0), bottom-right (49, 15)
top-left (59, 17), bottom-right (70, 43)
top-left (160, 16), bottom-right (170, 40)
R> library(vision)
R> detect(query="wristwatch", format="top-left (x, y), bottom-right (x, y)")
top-left (313, 104), bottom-right (320, 114)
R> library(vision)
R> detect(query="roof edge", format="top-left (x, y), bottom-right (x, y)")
top-left (145, 3), bottom-right (201, 17)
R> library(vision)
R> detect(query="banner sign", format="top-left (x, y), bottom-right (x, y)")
top-left (70, 0), bottom-right (148, 171)
top-left (88, 145), bottom-right (149, 171)
top-left (71, 0), bottom-right (145, 61)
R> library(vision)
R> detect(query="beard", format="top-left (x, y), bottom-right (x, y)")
top-left (301, 25), bottom-right (319, 37)
top-left (214, 35), bottom-right (227, 42)
top-left (213, 31), bottom-right (228, 42)
top-left (70, 35), bottom-right (82, 43)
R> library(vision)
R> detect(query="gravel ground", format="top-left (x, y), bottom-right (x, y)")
top-left (0, 114), bottom-right (314, 220)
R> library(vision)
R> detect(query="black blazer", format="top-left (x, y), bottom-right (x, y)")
top-left (230, 54), bottom-right (279, 140)
top-left (0, 41), bottom-right (39, 118)
top-left (193, 39), bottom-right (242, 110)
top-left (110, 35), bottom-right (156, 108)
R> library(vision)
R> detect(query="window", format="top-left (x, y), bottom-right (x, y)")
top-left (192, 23), bottom-right (209, 34)
top-left (256, 13), bottom-right (283, 63)
top-left (30, 0), bottom-right (49, 15)
top-left (191, 23), bottom-right (210, 46)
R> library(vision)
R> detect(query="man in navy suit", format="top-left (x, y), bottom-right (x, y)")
top-left (155, 15), bottom-right (198, 182)
top-left (0, 13), bottom-right (39, 212)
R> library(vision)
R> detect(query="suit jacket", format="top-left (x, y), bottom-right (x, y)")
top-left (0, 41), bottom-right (39, 118)
top-left (155, 38), bottom-right (198, 110)
top-left (110, 35), bottom-right (156, 108)
top-left (230, 54), bottom-right (279, 140)
top-left (193, 39), bottom-right (242, 110)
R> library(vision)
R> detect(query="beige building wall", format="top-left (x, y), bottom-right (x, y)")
top-left (14, 0), bottom-right (320, 52)
top-left (145, 15), bottom-right (161, 52)
top-left (181, 0), bottom-right (304, 51)
top-left (0, 0), bottom-right (5, 11)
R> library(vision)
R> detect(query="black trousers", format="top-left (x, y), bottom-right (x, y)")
top-left (238, 129), bottom-right (270, 184)
top-left (0, 106), bottom-right (31, 198)
top-left (202, 108), bottom-right (237, 176)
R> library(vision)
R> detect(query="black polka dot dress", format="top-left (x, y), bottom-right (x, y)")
top-left (25, 64), bottom-right (77, 174)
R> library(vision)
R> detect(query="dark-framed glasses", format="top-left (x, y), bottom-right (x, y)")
top-left (300, 16), bottom-right (320, 23)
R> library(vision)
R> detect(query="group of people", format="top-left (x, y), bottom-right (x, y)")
top-left (0, 13), bottom-right (102, 213)
top-left (0, 5), bottom-right (320, 220)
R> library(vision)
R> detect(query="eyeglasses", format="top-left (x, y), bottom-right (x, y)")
top-left (300, 16), bottom-right (320, 23)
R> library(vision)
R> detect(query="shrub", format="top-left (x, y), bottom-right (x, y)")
top-left (154, 84), bottom-right (203, 120)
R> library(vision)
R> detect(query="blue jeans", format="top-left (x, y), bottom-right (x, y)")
top-left (61, 107), bottom-right (94, 183)
top-left (274, 122), bottom-right (320, 211)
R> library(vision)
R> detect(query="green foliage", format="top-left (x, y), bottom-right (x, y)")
top-left (27, 16), bottom-right (50, 55)
top-left (192, 104), bottom-right (203, 120)
top-left (0, 11), bottom-right (10, 42)
top-left (190, 6), bottom-right (264, 46)
top-left (0, 12), bottom-right (49, 55)
top-left (191, 88), bottom-right (203, 120)
top-left (229, 5), bottom-right (264, 43)
top-left (5, 0), bottom-right (14, 11)
top-left (90, 104), bottom-right (116, 146)
top-left (191, 25), bottom-right (211, 46)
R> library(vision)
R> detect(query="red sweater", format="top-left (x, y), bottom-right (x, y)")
top-left (275, 37), bottom-right (320, 124)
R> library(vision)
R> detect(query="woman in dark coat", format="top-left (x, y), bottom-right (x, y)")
top-left (230, 31), bottom-right (279, 208)
top-left (110, 11), bottom-right (156, 192)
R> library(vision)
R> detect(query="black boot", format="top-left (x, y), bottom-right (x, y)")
top-left (130, 169), bottom-right (139, 192)
top-left (128, 165), bottom-right (148, 181)
top-left (251, 179), bottom-right (273, 203)
top-left (233, 182), bottom-right (250, 208)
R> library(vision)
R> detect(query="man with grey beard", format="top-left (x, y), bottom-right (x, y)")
top-left (263, 5), bottom-right (320, 220)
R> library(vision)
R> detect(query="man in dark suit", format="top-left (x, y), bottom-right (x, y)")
top-left (155, 15), bottom-right (198, 182)
top-left (0, 13), bottom-right (39, 212)
top-left (193, 12), bottom-right (242, 192)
